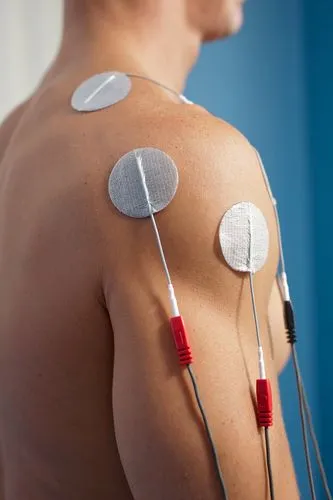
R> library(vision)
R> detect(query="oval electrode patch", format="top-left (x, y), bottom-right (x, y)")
top-left (219, 202), bottom-right (269, 273)
top-left (71, 72), bottom-right (132, 112)
top-left (108, 148), bottom-right (179, 218)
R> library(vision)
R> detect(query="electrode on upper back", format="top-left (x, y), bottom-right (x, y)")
top-left (71, 71), bottom-right (191, 112)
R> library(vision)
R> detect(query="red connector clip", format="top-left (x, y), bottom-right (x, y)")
top-left (170, 316), bottom-right (193, 365)
top-left (256, 379), bottom-right (273, 427)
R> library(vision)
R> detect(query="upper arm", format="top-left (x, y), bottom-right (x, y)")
top-left (101, 112), bottom-right (281, 499)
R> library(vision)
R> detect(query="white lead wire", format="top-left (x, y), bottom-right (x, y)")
top-left (249, 272), bottom-right (266, 379)
top-left (127, 73), bottom-right (191, 104)
top-left (135, 153), bottom-right (179, 316)
top-left (254, 149), bottom-right (287, 275)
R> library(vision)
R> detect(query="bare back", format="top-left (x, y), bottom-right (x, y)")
top-left (0, 69), bottom-right (298, 499)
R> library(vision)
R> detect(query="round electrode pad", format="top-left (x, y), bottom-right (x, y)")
top-left (219, 202), bottom-right (269, 273)
top-left (71, 72), bottom-right (132, 112)
top-left (108, 148), bottom-right (179, 218)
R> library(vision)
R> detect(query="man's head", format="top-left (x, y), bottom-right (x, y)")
top-left (187, 0), bottom-right (246, 41)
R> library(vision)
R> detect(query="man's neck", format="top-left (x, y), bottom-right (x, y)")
top-left (56, 0), bottom-right (202, 93)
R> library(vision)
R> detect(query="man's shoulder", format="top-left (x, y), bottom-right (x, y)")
top-left (127, 101), bottom-right (249, 154)
top-left (145, 103), bottom-right (252, 168)
top-left (90, 100), bottom-right (265, 259)
top-left (27, 95), bottom-right (259, 256)
top-left (74, 99), bottom-right (260, 221)
top-left (79, 99), bottom-right (254, 186)
top-left (60, 98), bottom-right (255, 199)
top-left (110, 102), bottom-right (258, 206)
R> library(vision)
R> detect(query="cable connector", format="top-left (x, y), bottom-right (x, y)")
top-left (168, 284), bottom-right (180, 317)
top-left (284, 300), bottom-right (297, 345)
top-left (258, 346), bottom-right (266, 379)
top-left (279, 272), bottom-right (291, 301)
top-left (170, 315), bottom-right (193, 365)
top-left (256, 379), bottom-right (273, 427)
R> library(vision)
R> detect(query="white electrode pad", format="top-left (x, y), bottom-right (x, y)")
top-left (71, 72), bottom-right (132, 112)
top-left (219, 202), bottom-right (269, 273)
top-left (108, 148), bottom-right (179, 218)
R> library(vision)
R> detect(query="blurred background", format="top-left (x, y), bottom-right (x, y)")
top-left (0, 0), bottom-right (332, 498)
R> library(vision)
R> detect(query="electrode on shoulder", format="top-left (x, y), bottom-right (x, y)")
top-left (219, 201), bottom-right (269, 273)
top-left (108, 147), bottom-right (179, 218)
top-left (71, 71), bottom-right (132, 112)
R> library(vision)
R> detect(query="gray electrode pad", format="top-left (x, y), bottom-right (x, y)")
top-left (108, 148), bottom-right (179, 218)
top-left (219, 202), bottom-right (269, 273)
top-left (71, 72), bottom-right (132, 112)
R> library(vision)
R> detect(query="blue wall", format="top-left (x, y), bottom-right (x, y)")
top-left (304, 0), bottom-right (333, 486)
top-left (186, 0), bottom-right (325, 497)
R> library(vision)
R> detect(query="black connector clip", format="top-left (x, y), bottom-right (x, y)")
top-left (284, 300), bottom-right (297, 344)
